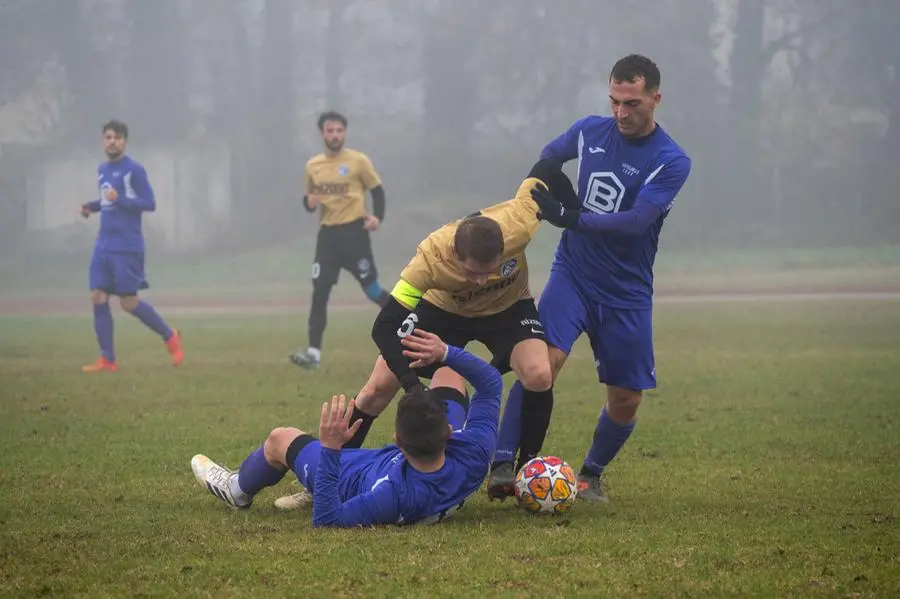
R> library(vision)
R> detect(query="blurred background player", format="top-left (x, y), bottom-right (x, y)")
top-left (192, 329), bottom-right (502, 527)
top-left (290, 111), bottom-right (390, 369)
top-left (79, 120), bottom-right (184, 372)
top-left (494, 54), bottom-right (691, 502)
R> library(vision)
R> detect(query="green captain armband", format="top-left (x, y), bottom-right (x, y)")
top-left (391, 280), bottom-right (424, 309)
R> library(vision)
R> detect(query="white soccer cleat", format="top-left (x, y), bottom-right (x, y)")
top-left (191, 454), bottom-right (251, 509)
top-left (274, 488), bottom-right (313, 511)
top-left (289, 348), bottom-right (320, 369)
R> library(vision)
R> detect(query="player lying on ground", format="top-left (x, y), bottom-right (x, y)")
top-left (291, 111), bottom-right (391, 369)
top-left (79, 120), bottom-right (184, 372)
top-left (191, 329), bottom-right (501, 527)
top-left (273, 160), bottom-right (578, 509)
top-left (494, 54), bottom-right (692, 502)
top-left (272, 363), bottom-right (470, 511)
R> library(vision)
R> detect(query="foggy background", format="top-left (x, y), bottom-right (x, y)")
top-left (0, 0), bottom-right (897, 299)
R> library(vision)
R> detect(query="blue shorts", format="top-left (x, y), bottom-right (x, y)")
top-left (292, 438), bottom-right (323, 491)
top-left (89, 250), bottom-right (148, 296)
top-left (539, 267), bottom-right (656, 391)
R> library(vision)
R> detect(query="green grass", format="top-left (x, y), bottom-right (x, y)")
top-left (2, 301), bottom-right (900, 597)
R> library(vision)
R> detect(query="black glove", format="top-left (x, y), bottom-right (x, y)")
top-left (527, 159), bottom-right (581, 210)
top-left (531, 185), bottom-right (580, 229)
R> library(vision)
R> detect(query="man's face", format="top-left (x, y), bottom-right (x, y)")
top-left (321, 120), bottom-right (346, 153)
top-left (103, 129), bottom-right (126, 160)
top-left (609, 77), bottom-right (660, 138)
top-left (455, 252), bottom-right (503, 286)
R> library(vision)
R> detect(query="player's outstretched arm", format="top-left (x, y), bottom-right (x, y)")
top-left (575, 198), bottom-right (663, 236)
top-left (312, 395), bottom-right (401, 527)
top-left (116, 167), bottom-right (156, 212)
top-left (576, 156), bottom-right (691, 237)
top-left (401, 330), bottom-right (502, 463)
top-left (400, 331), bottom-right (503, 428)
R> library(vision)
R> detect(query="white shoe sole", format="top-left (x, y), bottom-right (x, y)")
top-left (274, 491), bottom-right (312, 510)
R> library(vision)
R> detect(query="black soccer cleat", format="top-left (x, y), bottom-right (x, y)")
top-left (576, 473), bottom-right (609, 503)
top-left (486, 462), bottom-right (516, 501)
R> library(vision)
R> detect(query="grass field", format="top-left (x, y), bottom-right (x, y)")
top-left (2, 300), bottom-right (900, 597)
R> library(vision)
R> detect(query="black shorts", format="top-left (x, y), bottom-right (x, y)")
top-left (313, 219), bottom-right (378, 288)
top-left (412, 299), bottom-right (545, 378)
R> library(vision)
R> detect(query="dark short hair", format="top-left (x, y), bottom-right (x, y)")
top-left (318, 111), bottom-right (348, 131)
top-left (454, 215), bottom-right (504, 264)
top-left (102, 120), bottom-right (128, 139)
top-left (395, 388), bottom-right (450, 461)
top-left (610, 54), bottom-right (661, 92)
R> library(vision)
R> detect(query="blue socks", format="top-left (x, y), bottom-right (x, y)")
top-left (237, 446), bottom-right (288, 497)
top-left (130, 300), bottom-right (173, 340)
top-left (364, 281), bottom-right (387, 304)
top-left (93, 302), bottom-right (115, 362)
top-left (583, 406), bottom-right (635, 476)
top-left (495, 380), bottom-right (525, 464)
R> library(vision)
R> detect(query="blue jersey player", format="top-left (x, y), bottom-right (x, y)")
top-left (491, 55), bottom-right (691, 502)
top-left (79, 120), bottom-right (183, 372)
top-left (191, 329), bottom-right (502, 527)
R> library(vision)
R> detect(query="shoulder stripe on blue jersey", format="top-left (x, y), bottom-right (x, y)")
top-left (642, 163), bottom-right (666, 186)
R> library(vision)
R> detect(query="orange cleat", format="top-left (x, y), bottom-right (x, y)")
top-left (82, 357), bottom-right (118, 373)
top-left (165, 328), bottom-right (184, 367)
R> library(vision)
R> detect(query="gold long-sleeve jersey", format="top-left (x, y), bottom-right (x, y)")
top-left (391, 177), bottom-right (544, 317)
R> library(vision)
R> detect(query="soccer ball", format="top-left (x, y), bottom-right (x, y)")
top-left (514, 456), bottom-right (578, 514)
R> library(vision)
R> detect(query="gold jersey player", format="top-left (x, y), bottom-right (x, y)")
top-left (314, 159), bottom-right (575, 484)
top-left (291, 112), bottom-right (391, 369)
top-left (273, 160), bottom-right (580, 509)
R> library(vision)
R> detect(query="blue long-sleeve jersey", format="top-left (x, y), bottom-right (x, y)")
top-left (310, 346), bottom-right (502, 527)
top-left (85, 155), bottom-right (156, 253)
top-left (540, 116), bottom-right (691, 308)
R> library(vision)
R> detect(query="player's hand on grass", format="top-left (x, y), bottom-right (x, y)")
top-left (103, 187), bottom-right (118, 202)
top-left (318, 394), bottom-right (363, 450)
top-left (401, 329), bottom-right (449, 368)
top-left (531, 185), bottom-right (579, 229)
top-left (363, 215), bottom-right (380, 231)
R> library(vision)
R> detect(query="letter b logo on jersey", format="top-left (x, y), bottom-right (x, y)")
top-left (584, 172), bottom-right (625, 214)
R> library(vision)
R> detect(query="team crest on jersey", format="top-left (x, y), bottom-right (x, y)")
top-left (338, 165), bottom-right (349, 176)
top-left (501, 258), bottom-right (518, 277)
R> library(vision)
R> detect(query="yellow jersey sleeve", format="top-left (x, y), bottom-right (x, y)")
top-left (479, 177), bottom-right (543, 254)
top-left (392, 246), bottom-right (437, 309)
top-left (356, 153), bottom-right (382, 190)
